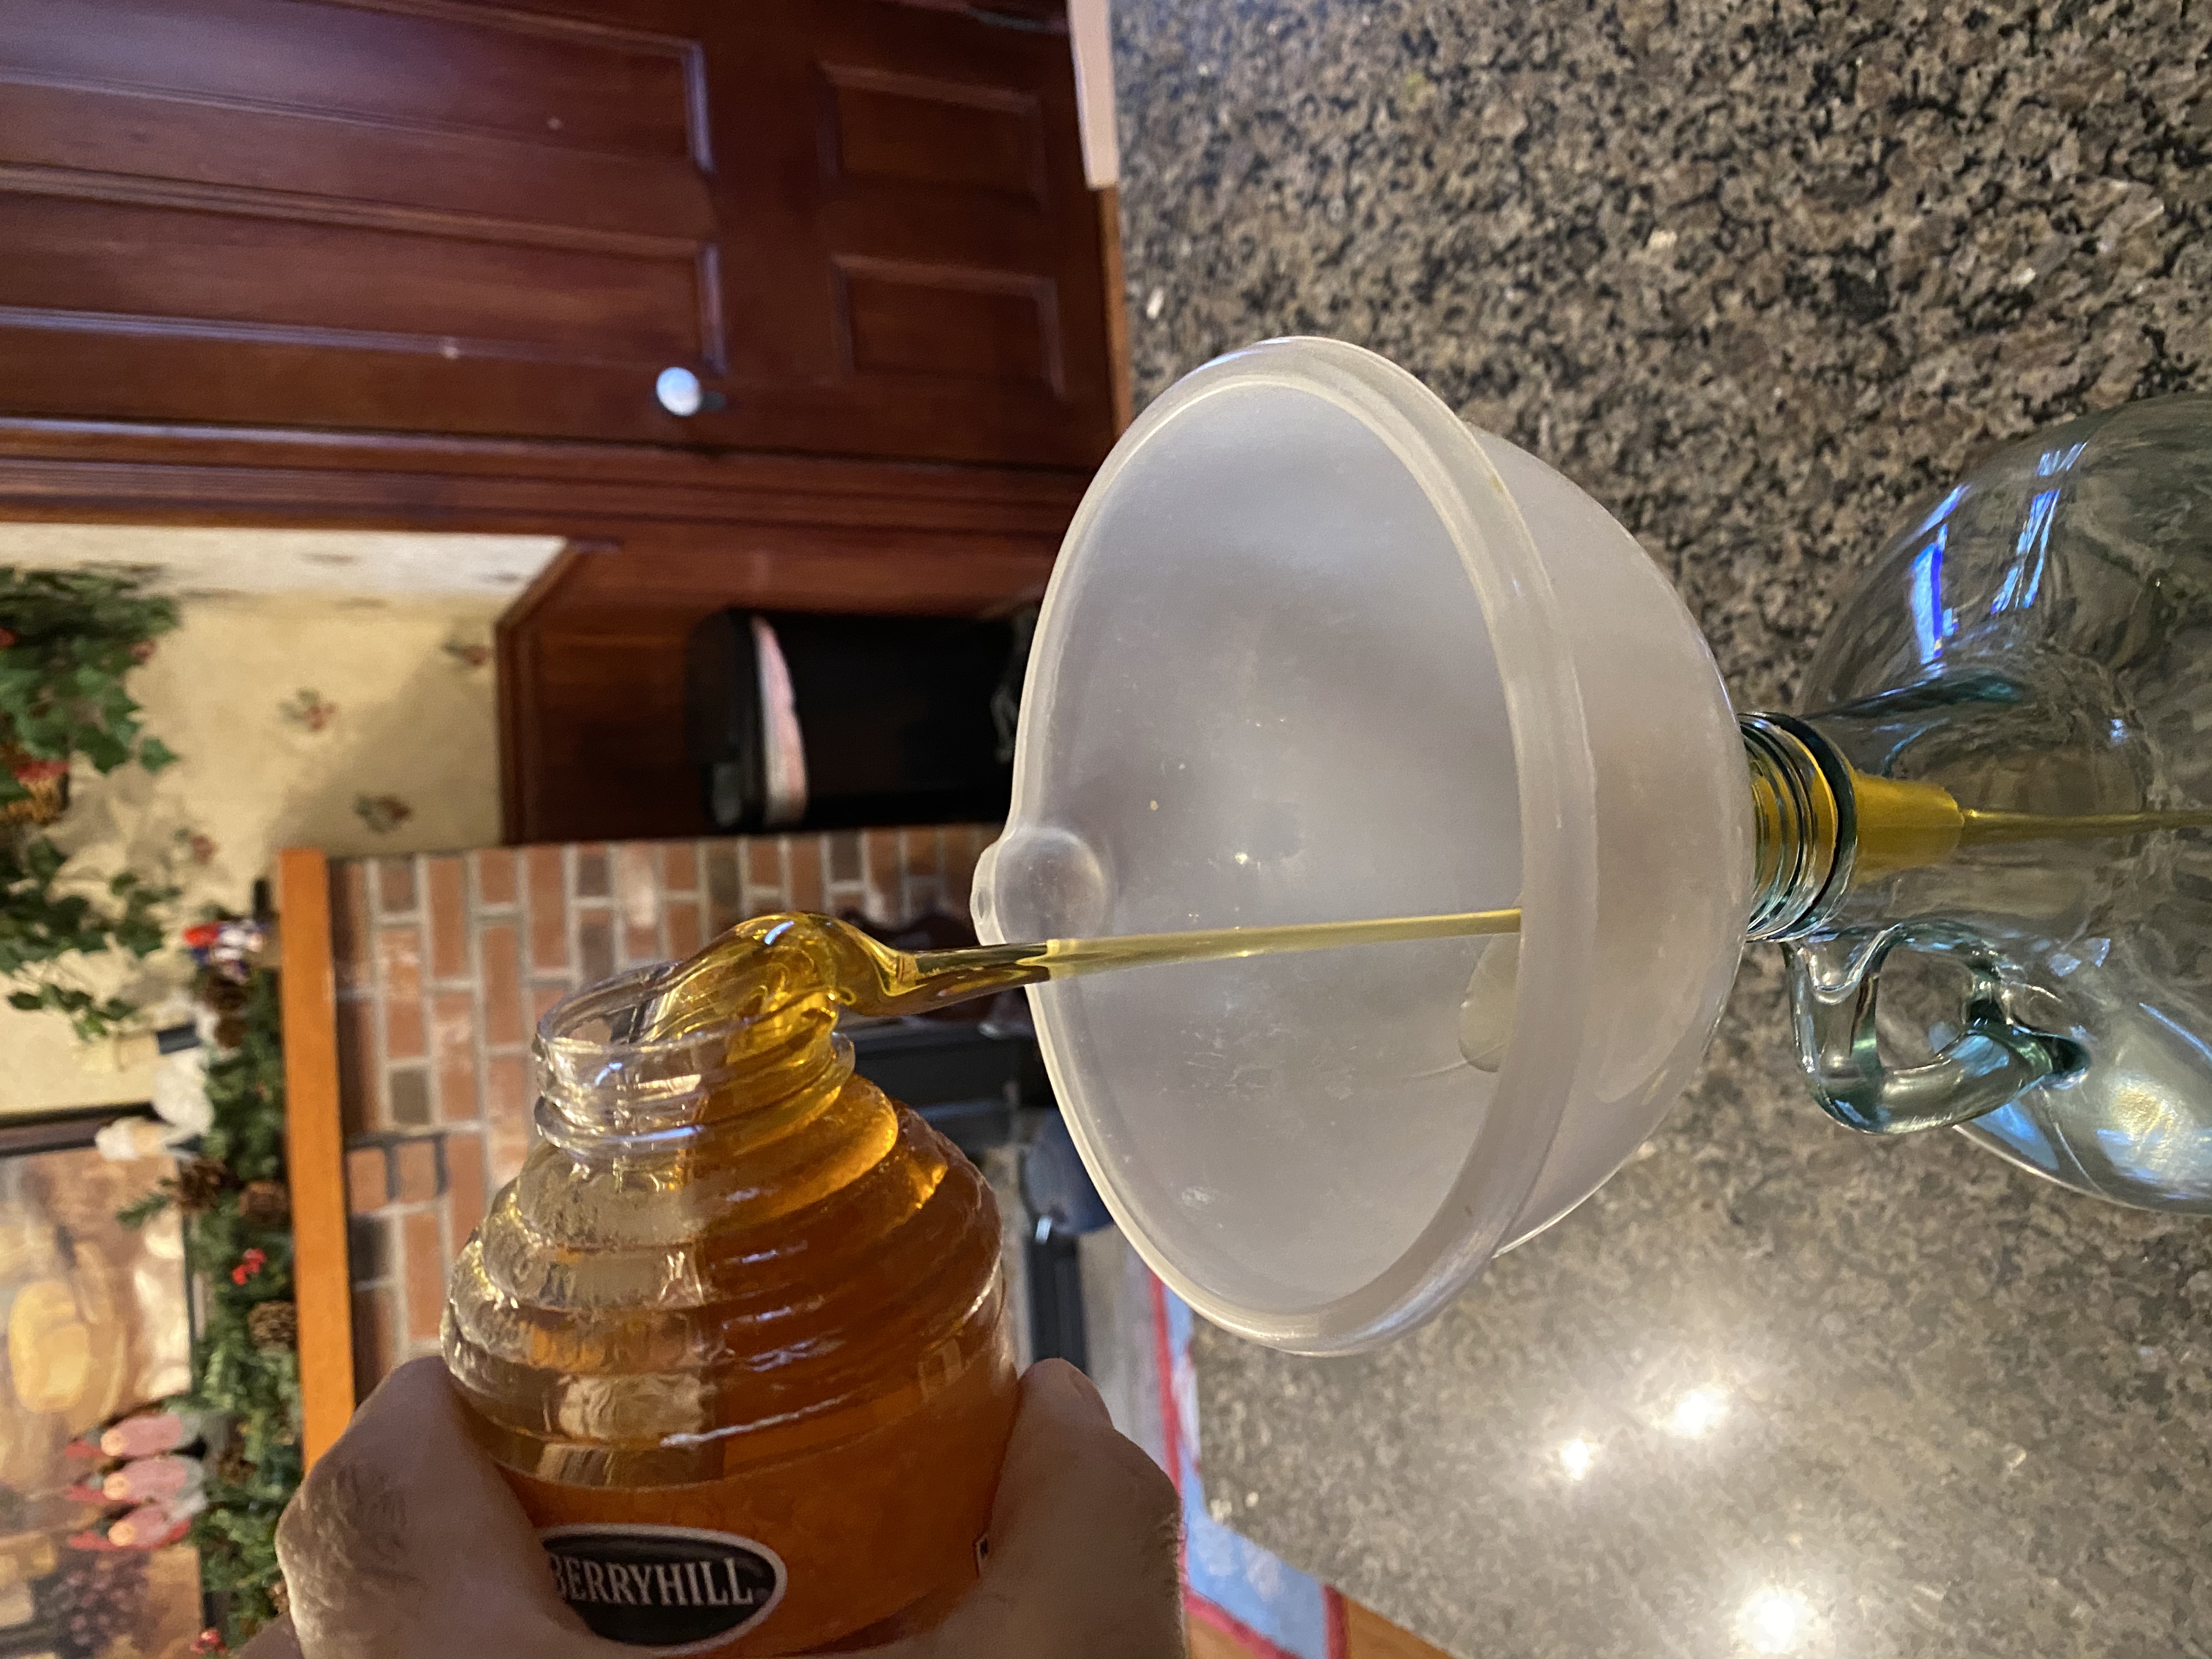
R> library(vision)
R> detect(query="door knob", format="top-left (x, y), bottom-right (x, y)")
top-left (655, 367), bottom-right (726, 416)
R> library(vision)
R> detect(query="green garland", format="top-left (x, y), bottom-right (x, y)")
top-left (2, 841), bottom-right (175, 1039)
top-left (1, 565), bottom-right (182, 1039)
top-left (0, 565), bottom-right (179, 770)
top-left (123, 966), bottom-right (301, 1646)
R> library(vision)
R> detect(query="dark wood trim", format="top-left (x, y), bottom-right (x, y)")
top-left (1341, 1596), bottom-right (1458, 1659)
top-left (0, 418), bottom-right (1091, 540)
top-left (275, 847), bottom-right (356, 1466)
top-left (495, 539), bottom-right (612, 844)
top-left (0, 161), bottom-right (703, 259)
top-left (1097, 184), bottom-right (1132, 433)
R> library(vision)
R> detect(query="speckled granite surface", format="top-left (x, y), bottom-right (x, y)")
top-left (1110, 2), bottom-right (2212, 1655)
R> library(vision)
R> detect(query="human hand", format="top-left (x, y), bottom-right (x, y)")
top-left (245, 1356), bottom-right (1182, 1659)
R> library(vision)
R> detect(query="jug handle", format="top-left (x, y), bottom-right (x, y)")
top-left (1782, 924), bottom-right (2087, 1135)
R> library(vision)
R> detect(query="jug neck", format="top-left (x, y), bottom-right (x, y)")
top-left (1740, 712), bottom-right (1972, 941)
top-left (1742, 712), bottom-right (1844, 941)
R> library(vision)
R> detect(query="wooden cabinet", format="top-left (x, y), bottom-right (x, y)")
top-left (0, 0), bottom-right (1113, 468)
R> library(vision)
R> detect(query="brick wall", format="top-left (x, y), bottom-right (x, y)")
top-left (329, 826), bottom-right (997, 1402)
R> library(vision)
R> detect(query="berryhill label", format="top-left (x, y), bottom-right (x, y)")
top-left (540, 1525), bottom-right (786, 1652)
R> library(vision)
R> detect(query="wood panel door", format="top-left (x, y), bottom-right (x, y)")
top-left (696, 2), bottom-right (1114, 467)
top-left (0, 0), bottom-right (725, 446)
top-left (0, 0), bottom-right (1113, 468)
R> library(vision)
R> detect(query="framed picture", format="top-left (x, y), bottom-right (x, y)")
top-left (0, 1105), bottom-right (206, 1659)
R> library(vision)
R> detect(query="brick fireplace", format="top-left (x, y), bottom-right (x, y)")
top-left (323, 827), bottom-right (996, 1403)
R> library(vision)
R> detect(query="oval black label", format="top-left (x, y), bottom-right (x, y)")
top-left (540, 1524), bottom-right (786, 1652)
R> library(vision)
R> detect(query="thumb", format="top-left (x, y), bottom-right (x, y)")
top-left (897, 1359), bottom-right (1184, 1659)
top-left (276, 1358), bottom-right (628, 1659)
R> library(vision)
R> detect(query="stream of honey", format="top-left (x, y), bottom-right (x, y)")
top-left (645, 904), bottom-right (1529, 1028)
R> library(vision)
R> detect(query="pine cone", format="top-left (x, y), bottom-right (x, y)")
top-left (213, 1014), bottom-right (249, 1050)
top-left (270, 1576), bottom-right (291, 1619)
top-left (213, 1443), bottom-right (254, 1489)
top-left (169, 1156), bottom-right (235, 1215)
top-left (248, 1299), bottom-right (298, 1351)
top-left (199, 974), bottom-right (251, 1015)
top-left (238, 1180), bottom-right (291, 1226)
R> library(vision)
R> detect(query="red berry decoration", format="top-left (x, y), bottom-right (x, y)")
top-left (230, 1246), bottom-right (268, 1286)
top-left (193, 1628), bottom-right (229, 1655)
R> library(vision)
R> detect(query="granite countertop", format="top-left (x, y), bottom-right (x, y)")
top-left (1109, 2), bottom-right (2212, 1655)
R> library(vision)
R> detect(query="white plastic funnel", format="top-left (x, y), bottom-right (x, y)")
top-left (974, 338), bottom-right (1750, 1353)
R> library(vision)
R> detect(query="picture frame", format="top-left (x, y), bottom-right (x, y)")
top-left (0, 1103), bottom-right (211, 1659)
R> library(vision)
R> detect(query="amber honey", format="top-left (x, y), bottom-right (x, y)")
top-left (443, 916), bottom-right (1025, 1654)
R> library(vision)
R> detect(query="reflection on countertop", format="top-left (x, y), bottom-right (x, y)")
top-left (1193, 957), bottom-right (2212, 1657)
top-left (1113, 0), bottom-right (2212, 1654)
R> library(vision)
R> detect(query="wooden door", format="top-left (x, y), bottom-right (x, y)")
top-left (693, 2), bottom-right (1115, 467)
top-left (0, 0), bottom-right (1113, 467)
top-left (0, 0), bottom-right (725, 446)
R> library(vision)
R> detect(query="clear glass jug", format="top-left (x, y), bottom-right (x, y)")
top-left (1784, 393), bottom-right (2212, 1210)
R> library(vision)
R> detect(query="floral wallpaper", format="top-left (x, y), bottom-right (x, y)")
top-left (2, 586), bottom-right (524, 1114)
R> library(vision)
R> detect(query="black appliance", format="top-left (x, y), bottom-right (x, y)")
top-left (844, 1010), bottom-right (1108, 1374)
top-left (683, 610), bottom-right (1030, 833)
